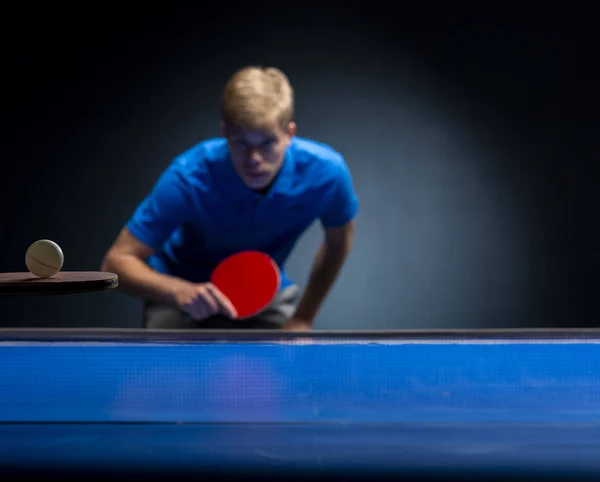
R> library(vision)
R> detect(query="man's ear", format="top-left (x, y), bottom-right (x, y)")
top-left (287, 122), bottom-right (297, 137)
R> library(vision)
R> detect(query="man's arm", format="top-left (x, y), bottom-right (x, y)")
top-left (101, 159), bottom-right (196, 304)
top-left (101, 228), bottom-right (193, 304)
top-left (285, 155), bottom-right (359, 331)
top-left (286, 220), bottom-right (355, 330)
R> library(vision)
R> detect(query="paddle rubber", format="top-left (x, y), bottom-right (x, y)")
top-left (210, 251), bottom-right (281, 319)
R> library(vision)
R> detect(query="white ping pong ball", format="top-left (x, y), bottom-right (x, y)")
top-left (25, 239), bottom-right (64, 278)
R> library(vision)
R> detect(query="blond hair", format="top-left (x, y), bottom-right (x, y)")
top-left (220, 66), bottom-right (294, 130)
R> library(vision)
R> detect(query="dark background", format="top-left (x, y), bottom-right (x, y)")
top-left (0, 5), bottom-right (597, 330)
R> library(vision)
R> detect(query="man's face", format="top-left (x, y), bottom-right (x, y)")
top-left (223, 121), bottom-right (296, 190)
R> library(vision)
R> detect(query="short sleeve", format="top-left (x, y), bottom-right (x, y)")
top-left (126, 164), bottom-right (194, 249)
top-left (319, 161), bottom-right (359, 228)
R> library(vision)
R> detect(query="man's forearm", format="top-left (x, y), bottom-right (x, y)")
top-left (101, 253), bottom-right (190, 304)
top-left (293, 240), bottom-right (351, 325)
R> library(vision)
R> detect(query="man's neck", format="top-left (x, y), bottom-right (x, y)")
top-left (254, 184), bottom-right (272, 196)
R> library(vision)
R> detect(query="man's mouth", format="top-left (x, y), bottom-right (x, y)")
top-left (244, 171), bottom-right (268, 179)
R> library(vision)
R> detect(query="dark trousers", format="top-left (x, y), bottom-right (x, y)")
top-left (143, 285), bottom-right (299, 329)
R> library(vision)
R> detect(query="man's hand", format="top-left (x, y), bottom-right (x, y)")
top-left (283, 317), bottom-right (312, 331)
top-left (173, 282), bottom-right (238, 321)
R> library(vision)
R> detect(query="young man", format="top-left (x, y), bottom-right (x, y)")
top-left (101, 66), bottom-right (359, 331)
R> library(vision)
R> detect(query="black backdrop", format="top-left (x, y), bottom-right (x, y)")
top-left (0, 5), bottom-right (597, 329)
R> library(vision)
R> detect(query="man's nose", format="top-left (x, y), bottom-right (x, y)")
top-left (245, 147), bottom-right (263, 164)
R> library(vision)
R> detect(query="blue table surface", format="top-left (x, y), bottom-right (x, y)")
top-left (2, 338), bottom-right (600, 423)
top-left (0, 422), bottom-right (599, 478)
top-left (2, 330), bottom-right (600, 478)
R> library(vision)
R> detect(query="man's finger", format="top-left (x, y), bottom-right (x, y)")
top-left (198, 287), bottom-right (219, 313)
top-left (207, 284), bottom-right (238, 318)
top-left (188, 297), bottom-right (213, 320)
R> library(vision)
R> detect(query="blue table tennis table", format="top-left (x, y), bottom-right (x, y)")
top-left (0, 328), bottom-right (599, 481)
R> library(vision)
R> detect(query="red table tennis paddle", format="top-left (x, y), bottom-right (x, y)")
top-left (210, 251), bottom-right (281, 319)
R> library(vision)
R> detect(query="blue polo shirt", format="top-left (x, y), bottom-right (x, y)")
top-left (126, 136), bottom-right (359, 290)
